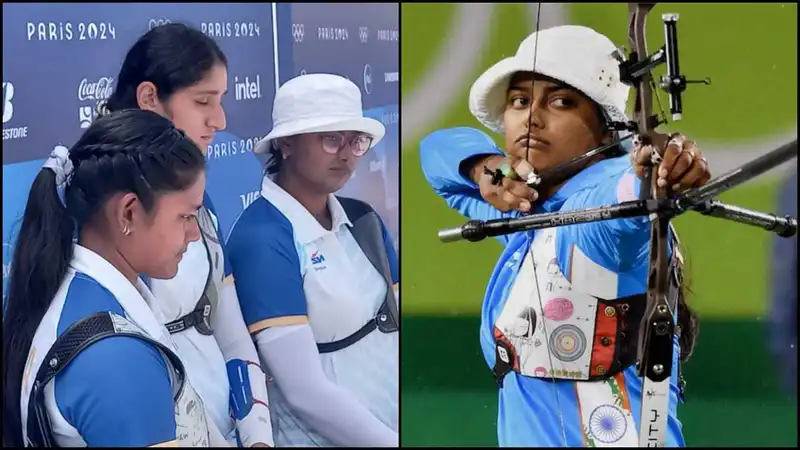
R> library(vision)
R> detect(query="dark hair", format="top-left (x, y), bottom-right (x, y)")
top-left (99, 22), bottom-right (227, 114)
top-left (266, 139), bottom-right (283, 175)
top-left (1, 109), bottom-right (206, 447)
top-left (676, 253), bottom-right (699, 363)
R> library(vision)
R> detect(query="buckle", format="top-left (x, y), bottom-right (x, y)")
top-left (193, 304), bottom-right (214, 336)
top-left (493, 339), bottom-right (515, 388)
top-left (375, 301), bottom-right (398, 333)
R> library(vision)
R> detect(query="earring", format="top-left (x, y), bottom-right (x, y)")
top-left (282, 152), bottom-right (288, 160)
top-left (122, 226), bottom-right (131, 236)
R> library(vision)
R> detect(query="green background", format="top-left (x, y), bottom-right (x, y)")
top-left (400, 3), bottom-right (797, 447)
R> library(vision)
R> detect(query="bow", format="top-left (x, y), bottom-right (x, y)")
top-left (438, 3), bottom-right (798, 447)
top-left (625, 4), bottom-right (677, 447)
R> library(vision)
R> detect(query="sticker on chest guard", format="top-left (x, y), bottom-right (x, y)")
top-left (549, 324), bottom-right (588, 362)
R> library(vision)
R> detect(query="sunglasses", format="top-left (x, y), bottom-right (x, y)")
top-left (320, 132), bottom-right (374, 157)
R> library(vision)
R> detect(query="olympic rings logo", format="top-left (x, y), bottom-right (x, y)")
top-left (148, 18), bottom-right (171, 31)
top-left (291, 24), bottom-right (304, 42)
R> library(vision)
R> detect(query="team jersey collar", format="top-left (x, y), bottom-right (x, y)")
top-left (70, 244), bottom-right (169, 343)
top-left (260, 174), bottom-right (353, 245)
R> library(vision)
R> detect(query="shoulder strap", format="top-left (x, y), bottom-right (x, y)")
top-left (164, 205), bottom-right (223, 336)
top-left (26, 312), bottom-right (186, 448)
top-left (310, 197), bottom-right (397, 354)
top-left (336, 196), bottom-right (399, 329)
top-left (316, 298), bottom-right (397, 353)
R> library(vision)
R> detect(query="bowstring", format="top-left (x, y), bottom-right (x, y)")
top-left (526, 3), bottom-right (568, 446)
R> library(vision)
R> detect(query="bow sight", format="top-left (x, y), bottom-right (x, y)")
top-left (615, 13), bottom-right (711, 125)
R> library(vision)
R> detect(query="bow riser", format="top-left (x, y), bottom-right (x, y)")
top-left (625, 4), bottom-right (677, 448)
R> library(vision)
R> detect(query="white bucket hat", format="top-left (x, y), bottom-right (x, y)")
top-left (469, 25), bottom-right (631, 139)
top-left (254, 73), bottom-right (386, 154)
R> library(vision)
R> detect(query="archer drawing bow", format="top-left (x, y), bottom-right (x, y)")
top-left (438, 4), bottom-right (797, 447)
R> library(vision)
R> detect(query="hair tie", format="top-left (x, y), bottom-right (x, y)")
top-left (42, 145), bottom-right (73, 206)
top-left (43, 145), bottom-right (74, 187)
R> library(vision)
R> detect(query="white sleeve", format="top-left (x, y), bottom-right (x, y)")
top-left (254, 324), bottom-right (398, 447)
top-left (213, 281), bottom-right (275, 447)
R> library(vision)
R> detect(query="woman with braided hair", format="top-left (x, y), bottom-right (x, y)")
top-left (420, 25), bottom-right (709, 447)
top-left (93, 23), bottom-right (274, 447)
top-left (2, 109), bottom-right (211, 447)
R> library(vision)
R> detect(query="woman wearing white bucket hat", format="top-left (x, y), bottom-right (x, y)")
top-left (420, 25), bottom-right (713, 447)
top-left (226, 73), bottom-right (399, 447)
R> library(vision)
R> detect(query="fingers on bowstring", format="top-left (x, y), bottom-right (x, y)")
top-left (500, 189), bottom-right (531, 213)
top-left (501, 176), bottom-right (538, 203)
top-left (512, 159), bottom-right (535, 180)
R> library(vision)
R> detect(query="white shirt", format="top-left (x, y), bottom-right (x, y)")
top-left (226, 174), bottom-right (398, 446)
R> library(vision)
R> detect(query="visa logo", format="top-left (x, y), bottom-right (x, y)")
top-left (239, 190), bottom-right (260, 209)
top-left (311, 251), bottom-right (326, 265)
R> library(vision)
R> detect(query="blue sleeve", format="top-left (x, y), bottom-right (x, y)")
top-left (379, 214), bottom-right (399, 284)
top-left (419, 126), bottom-right (522, 245)
top-left (55, 337), bottom-right (177, 446)
top-left (227, 199), bottom-right (307, 328)
top-left (556, 164), bottom-right (675, 292)
top-left (55, 275), bottom-right (176, 446)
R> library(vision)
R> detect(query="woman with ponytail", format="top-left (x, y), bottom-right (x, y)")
top-left (2, 109), bottom-right (211, 447)
top-left (96, 23), bottom-right (274, 447)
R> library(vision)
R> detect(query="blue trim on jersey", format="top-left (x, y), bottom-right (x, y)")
top-left (227, 197), bottom-right (307, 327)
top-left (53, 273), bottom-right (176, 446)
top-left (420, 127), bottom-right (685, 447)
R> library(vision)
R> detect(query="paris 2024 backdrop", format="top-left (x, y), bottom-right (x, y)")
top-left (2, 3), bottom-right (399, 296)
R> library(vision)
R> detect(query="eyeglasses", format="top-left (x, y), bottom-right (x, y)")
top-left (320, 132), bottom-right (373, 157)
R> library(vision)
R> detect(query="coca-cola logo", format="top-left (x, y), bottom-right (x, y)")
top-left (77, 77), bottom-right (114, 102)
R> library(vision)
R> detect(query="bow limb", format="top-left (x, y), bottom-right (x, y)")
top-left (628, 3), bottom-right (675, 447)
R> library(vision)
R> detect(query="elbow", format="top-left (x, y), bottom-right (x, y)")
top-left (282, 382), bottom-right (323, 420)
top-left (418, 130), bottom-right (448, 187)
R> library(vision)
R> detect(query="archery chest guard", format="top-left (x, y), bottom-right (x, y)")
top-left (491, 227), bottom-right (686, 395)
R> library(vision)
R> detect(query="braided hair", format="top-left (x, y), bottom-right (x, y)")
top-left (1, 109), bottom-right (205, 447)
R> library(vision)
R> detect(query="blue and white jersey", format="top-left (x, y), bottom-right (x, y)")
top-left (226, 174), bottom-right (399, 447)
top-left (20, 245), bottom-right (212, 447)
top-left (147, 192), bottom-right (233, 443)
top-left (420, 127), bottom-right (686, 447)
